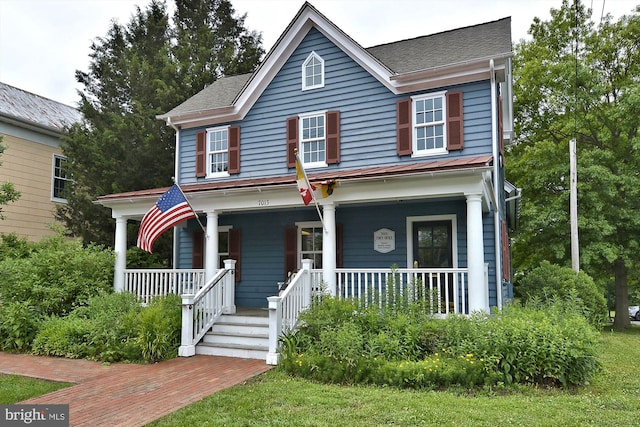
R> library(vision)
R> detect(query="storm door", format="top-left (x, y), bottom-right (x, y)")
top-left (413, 221), bottom-right (454, 312)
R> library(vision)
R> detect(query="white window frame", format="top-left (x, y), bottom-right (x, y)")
top-left (51, 154), bottom-right (69, 203)
top-left (299, 110), bottom-right (327, 169)
top-left (406, 215), bottom-right (458, 269)
top-left (296, 221), bottom-right (323, 269)
top-left (206, 125), bottom-right (230, 178)
top-left (411, 91), bottom-right (448, 157)
top-left (302, 51), bottom-right (325, 91)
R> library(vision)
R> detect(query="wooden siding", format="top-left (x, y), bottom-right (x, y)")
top-left (178, 27), bottom-right (494, 184)
top-left (176, 197), bottom-right (500, 308)
top-left (0, 134), bottom-right (62, 241)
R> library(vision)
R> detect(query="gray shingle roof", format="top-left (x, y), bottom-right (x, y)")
top-left (161, 16), bottom-right (512, 120)
top-left (367, 17), bottom-right (512, 74)
top-left (160, 73), bottom-right (252, 119)
top-left (0, 82), bottom-right (82, 132)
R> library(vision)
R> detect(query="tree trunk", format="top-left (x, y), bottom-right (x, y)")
top-left (612, 259), bottom-right (630, 330)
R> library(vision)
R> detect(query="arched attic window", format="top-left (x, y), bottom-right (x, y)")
top-left (302, 51), bottom-right (324, 90)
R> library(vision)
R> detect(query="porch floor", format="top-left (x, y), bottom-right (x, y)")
top-left (0, 352), bottom-right (272, 427)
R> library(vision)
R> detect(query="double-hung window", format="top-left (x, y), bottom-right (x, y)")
top-left (207, 126), bottom-right (229, 177)
top-left (52, 154), bottom-right (69, 202)
top-left (412, 92), bottom-right (447, 155)
top-left (300, 111), bottom-right (326, 167)
top-left (302, 51), bottom-right (324, 90)
top-left (299, 222), bottom-right (323, 269)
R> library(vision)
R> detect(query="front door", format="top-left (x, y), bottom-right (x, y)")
top-left (413, 221), bottom-right (452, 268)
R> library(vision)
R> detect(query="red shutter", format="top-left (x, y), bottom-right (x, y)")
top-left (229, 228), bottom-right (241, 282)
top-left (196, 131), bottom-right (207, 178)
top-left (396, 98), bottom-right (412, 156)
top-left (501, 220), bottom-right (510, 281)
top-left (286, 117), bottom-right (298, 168)
top-left (446, 91), bottom-right (464, 151)
top-left (284, 226), bottom-right (298, 279)
top-left (228, 126), bottom-right (240, 174)
top-left (336, 223), bottom-right (343, 268)
top-left (326, 111), bottom-right (340, 164)
top-left (192, 230), bottom-right (204, 269)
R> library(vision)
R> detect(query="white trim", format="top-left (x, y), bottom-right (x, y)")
top-left (301, 51), bottom-right (325, 90)
top-left (410, 91), bottom-right (448, 157)
top-left (51, 154), bottom-right (69, 203)
top-left (205, 125), bottom-right (231, 178)
top-left (295, 221), bottom-right (323, 270)
top-left (298, 110), bottom-right (328, 168)
top-left (406, 214), bottom-right (458, 269)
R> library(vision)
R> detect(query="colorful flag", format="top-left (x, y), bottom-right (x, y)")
top-left (137, 184), bottom-right (196, 252)
top-left (316, 179), bottom-right (338, 199)
top-left (295, 155), bottom-right (315, 205)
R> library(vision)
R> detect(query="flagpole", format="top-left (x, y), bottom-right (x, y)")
top-left (294, 150), bottom-right (326, 233)
top-left (172, 177), bottom-right (207, 235)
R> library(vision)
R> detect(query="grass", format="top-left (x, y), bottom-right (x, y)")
top-left (149, 327), bottom-right (640, 427)
top-left (0, 374), bottom-right (71, 404)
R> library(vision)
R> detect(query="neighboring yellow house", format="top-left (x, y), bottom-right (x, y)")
top-left (0, 82), bottom-right (81, 241)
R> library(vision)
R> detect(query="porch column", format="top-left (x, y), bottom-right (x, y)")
top-left (466, 193), bottom-right (488, 312)
top-left (322, 202), bottom-right (336, 295)
top-left (114, 215), bottom-right (127, 292)
top-left (205, 210), bottom-right (219, 282)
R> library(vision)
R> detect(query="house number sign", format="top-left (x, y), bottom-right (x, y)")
top-left (374, 228), bottom-right (395, 253)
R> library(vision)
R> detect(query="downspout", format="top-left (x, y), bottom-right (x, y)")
top-left (167, 117), bottom-right (181, 269)
top-left (490, 59), bottom-right (503, 310)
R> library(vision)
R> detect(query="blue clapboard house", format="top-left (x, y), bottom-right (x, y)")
top-left (98, 2), bottom-right (517, 363)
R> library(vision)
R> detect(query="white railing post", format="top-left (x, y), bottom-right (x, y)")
top-left (179, 294), bottom-right (196, 357)
top-left (223, 259), bottom-right (237, 314)
top-left (266, 295), bottom-right (282, 365)
top-left (301, 259), bottom-right (313, 307)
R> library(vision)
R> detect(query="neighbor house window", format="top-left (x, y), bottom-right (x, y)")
top-left (300, 111), bottom-right (326, 166)
top-left (207, 126), bottom-right (229, 177)
top-left (302, 51), bottom-right (324, 90)
top-left (52, 155), bottom-right (69, 202)
top-left (412, 92), bottom-right (447, 155)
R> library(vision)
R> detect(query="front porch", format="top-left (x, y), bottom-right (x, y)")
top-left (122, 260), bottom-right (485, 365)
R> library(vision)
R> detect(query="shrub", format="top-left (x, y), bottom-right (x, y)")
top-left (0, 233), bottom-right (115, 317)
top-left (514, 261), bottom-right (608, 327)
top-left (0, 301), bottom-right (43, 352)
top-left (136, 294), bottom-right (181, 363)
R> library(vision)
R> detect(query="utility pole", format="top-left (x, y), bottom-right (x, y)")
top-left (570, 138), bottom-right (579, 272)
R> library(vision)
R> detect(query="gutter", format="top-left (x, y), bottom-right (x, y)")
top-left (490, 58), bottom-right (502, 310)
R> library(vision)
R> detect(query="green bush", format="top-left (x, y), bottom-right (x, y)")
top-left (0, 233), bottom-right (115, 317)
top-left (440, 302), bottom-right (601, 387)
top-left (281, 296), bottom-right (601, 389)
top-left (136, 294), bottom-right (181, 363)
top-left (32, 292), bottom-right (181, 363)
top-left (0, 301), bottom-right (43, 352)
top-left (514, 261), bottom-right (608, 327)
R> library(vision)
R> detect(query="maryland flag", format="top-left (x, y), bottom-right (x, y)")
top-left (295, 153), bottom-right (338, 205)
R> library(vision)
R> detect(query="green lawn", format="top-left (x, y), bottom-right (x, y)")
top-left (149, 327), bottom-right (640, 427)
top-left (0, 374), bottom-right (71, 404)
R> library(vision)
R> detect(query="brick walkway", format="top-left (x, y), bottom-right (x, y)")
top-left (0, 352), bottom-right (272, 426)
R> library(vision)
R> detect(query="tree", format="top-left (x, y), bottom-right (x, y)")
top-left (0, 137), bottom-right (20, 218)
top-left (507, 1), bottom-right (640, 329)
top-left (57, 0), bottom-right (263, 254)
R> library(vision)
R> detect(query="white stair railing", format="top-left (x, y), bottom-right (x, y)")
top-left (266, 259), bottom-right (313, 365)
top-left (179, 260), bottom-right (236, 357)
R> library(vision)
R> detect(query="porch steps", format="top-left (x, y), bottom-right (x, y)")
top-left (195, 308), bottom-right (269, 360)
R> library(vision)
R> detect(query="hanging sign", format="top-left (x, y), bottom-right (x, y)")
top-left (374, 228), bottom-right (395, 253)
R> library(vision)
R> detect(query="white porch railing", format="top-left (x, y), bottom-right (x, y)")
top-left (266, 259), bottom-right (313, 365)
top-left (124, 269), bottom-right (205, 304)
top-left (178, 260), bottom-right (236, 357)
top-left (331, 268), bottom-right (469, 316)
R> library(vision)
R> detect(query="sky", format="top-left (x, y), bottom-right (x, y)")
top-left (0, 0), bottom-right (637, 107)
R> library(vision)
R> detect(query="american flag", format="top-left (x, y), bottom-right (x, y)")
top-left (137, 184), bottom-right (196, 252)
